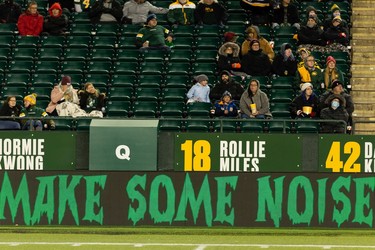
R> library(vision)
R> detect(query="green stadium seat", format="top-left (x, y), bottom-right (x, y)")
top-left (14, 36), bottom-right (39, 48)
top-left (169, 49), bottom-right (192, 62)
top-left (92, 36), bottom-right (117, 49)
top-left (138, 75), bottom-right (164, 88)
top-left (299, 1), bottom-right (326, 14)
top-left (61, 60), bottom-right (86, 74)
top-left (0, 23), bottom-right (17, 35)
top-left (12, 48), bottom-right (36, 60)
top-left (273, 26), bottom-right (298, 38)
top-left (239, 120), bottom-right (265, 133)
top-left (113, 61), bottom-right (138, 74)
top-left (223, 25), bottom-right (246, 37)
top-left (158, 119), bottom-right (183, 131)
top-left (270, 76), bottom-right (294, 89)
top-left (194, 50), bottom-right (218, 63)
top-left (294, 120), bottom-right (320, 133)
top-left (27, 86), bottom-right (52, 100)
top-left (0, 48), bottom-right (10, 61)
top-left (61, 73), bottom-right (84, 88)
top-left (172, 37), bottom-right (195, 49)
top-left (38, 48), bottom-right (63, 61)
top-left (90, 49), bottom-right (114, 61)
top-left (135, 88), bottom-right (160, 101)
top-left (273, 37), bottom-right (297, 52)
top-left (39, 36), bottom-right (65, 48)
top-left (86, 61), bottom-right (112, 74)
top-left (76, 118), bottom-right (92, 130)
top-left (112, 74), bottom-right (137, 87)
top-left (227, 13), bottom-right (248, 25)
top-left (196, 25), bottom-right (222, 37)
top-left (34, 60), bottom-right (60, 74)
top-left (323, 51), bottom-right (351, 64)
top-left (186, 102), bottom-right (212, 117)
top-left (64, 48), bottom-right (89, 61)
top-left (162, 88), bottom-right (186, 102)
top-left (85, 74), bottom-right (110, 88)
top-left (139, 62), bottom-right (164, 75)
top-left (53, 118), bottom-right (75, 130)
top-left (108, 87), bottom-right (133, 101)
top-left (118, 36), bottom-right (137, 50)
top-left (0, 35), bottom-right (13, 48)
top-left (225, 0), bottom-right (245, 13)
top-left (66, 35), bottom-right (92, 48)
top-left (1, 86), bottom-right (27, 99)
top-left (4, 73), bottom-right (30, 87)
top-left (32, 73), bottom-right (57, 87)
top-left (171, 25), bottom-right (195, 37)
top-left (269, 89), bottom-right (294, 103)
top-left (159, 101), bottom-right (185, 117)
top-left (141, 49), bottom-right (169, 62)
top-left (267, 120), bottom-right (292, 133)
top-left (8, 60), bottom-right (34, 74)
top-left (195, 37), bottom-right (221, 50)
top-left (71, 12), bottom-right (91, 24)
top-left (116, 49), bottom-right (140, 62)
top-left (167, 62), bottom-right (191, 75)
top-left (106, 100), bottom-right (131, 117)
top-left (0, 60), bottom-right (7, 73)
top-left (270, 102), bottom-right (291, 118)
top-left (165, 74), bottom-right (190, 88)
top-left (121, 24), bottom-right (143, 37)
top-left (132, 101), bottom-right (158, 118)
top-left (213, 120), bottom-right (239, 132)
top-left (185, 119), bottom-right (211, 132)
top-left (191, 62), bottom-right (217, 76)
top-left (69, 23), bottom-right (94, 36)
top-left (96, 24), bottom-right (120, 36)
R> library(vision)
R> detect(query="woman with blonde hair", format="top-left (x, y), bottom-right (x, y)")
top-left (323, 56), bottom-right (344, 89)
top-left (78, 82), bottom-right (106, 116)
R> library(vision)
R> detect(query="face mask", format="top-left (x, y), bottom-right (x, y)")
top-left (331, 100), bottom-right (340, 109)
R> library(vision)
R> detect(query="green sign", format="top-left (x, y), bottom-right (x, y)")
top-left (89, 120), bottom-right (158, 171)
top-left (319, 135), bottom-right (375, 173)
top-left (0, 131), bottom-right (76, 170)
top-left (174, 133), bottom-right (302, 172)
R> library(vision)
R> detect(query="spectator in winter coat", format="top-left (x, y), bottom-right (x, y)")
top-left (136, 14), bottom-right (173, 51)
top-left (322, 56), bottom-right (345, 90)
top-left (272, 43), bottom-right (297, 77)
top-left (49, 0), bottom-right (76, 13)
top-left (241, 39), bottom-right (272, 76)
top-left (217, 42), bottom-right (243, 75)
top-left (212, 91), bottom-right (238, 118)
top-left (17, 1), bottom-right (43, 36)
top-left (272, 0), bottom-right (300, 29)
top-left (167, 0), bottom-right (195, 25)
top-left (296, 54), bottom-right (323, 90)
top-left (319, 80), bottom-right (354, 131)
top-left (240, 0), bottom-right (275, 25)
top-left (19, 93), bottom-right (48, 131)
top-left (320, 94), bottom-right (349, 133)
top-left (0, 0), bottom-right (21, 23)
top-left (290, 82), bottom-right (319, 119)
top-left (241, 25), bottom-right (274, 61)
top-left (323, 4), bottom-right (348, 31)
top-left (194, 0), bottom-right (227, 25)
top-left (210, 70), bottom-right (244, 102)
top-left (297, 47), bottom-right (321, 69)
top-left (323, 16), bottom-right (349, 46)
top-left (89, 0), bottom-right (123, 23)
top-left (186, 74), bottom-right (210, 103)
top-left (78, 83), bottom-right (106, 114)
top-left (43, 3), bottom-right (68, 35)
top-left (240, 79), bottom-right (271, 119)
top-left (297, 15), bottom-right (324, 46)
top-left (0, 96), bottom-right (21, 130)
top-left (122, 0), bottom-right (168, 25)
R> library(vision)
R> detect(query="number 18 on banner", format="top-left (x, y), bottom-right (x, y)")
top-left (181, 140), bottom-right (211, 171)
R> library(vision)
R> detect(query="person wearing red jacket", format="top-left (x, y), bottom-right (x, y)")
top-left (17, 1), bottom-right (43, 36)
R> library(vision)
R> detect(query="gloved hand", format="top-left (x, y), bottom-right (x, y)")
top-left (339, 32), bottom-right (347, 38)
top-left (231, 63), bottom-right (241, 69)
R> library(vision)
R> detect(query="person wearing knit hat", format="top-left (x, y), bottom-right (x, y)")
top-left (322, 56), bottom-right (344, 89)
top-left (46, 75), bottom-right (79, 116)
top-left (323, 13), bottom-right (349, 46)
top-left (297, 14), bottom-right (324, 46)
top-left (212, 90), bottom-right (238, 117)
top-left (223, 32), bottom-right (238, 43)
top-left (42, 2), bottom-right (68, 35)
top-left (135, 13), bottom-right (173, 51)
top-left (272, 42), bottom-right (297, 77)
top-left (323, 3), bottom-right (348, 31)
top-left (88, 0), bottom-right (123, 24)
top-left (290, 82), bottom-right (319, 118)
top-left (186, 74), bottom-right (210, 103)
top-left (210, 70), bottom-right (244, 102)
top-left (241, 25), bottom-right (274, 61)
top-left (241, 38), bottom-right (272, 76)
top-left (20, 93), bottom-right (48, 131)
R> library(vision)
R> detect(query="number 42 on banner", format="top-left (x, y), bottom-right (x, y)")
top-left (325, 141), bottom-right (361, 172)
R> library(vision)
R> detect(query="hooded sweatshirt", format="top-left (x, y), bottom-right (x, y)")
top-left (239, 82), bottom-right (271, 117)
top-left (241, 25), bottom-right (274, 60)
top-left (43, 3), bottom-right (68, 35)
top-left (272, 43), bottom-right (297, 76)
top-left (17, 8), bottom-right (44, 36)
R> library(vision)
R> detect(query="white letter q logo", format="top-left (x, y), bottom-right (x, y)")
top-left (115, 145), bottom-right (131, 160)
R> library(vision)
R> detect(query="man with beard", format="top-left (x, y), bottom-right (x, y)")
top-left (210, 71), bottom-right (244, 103)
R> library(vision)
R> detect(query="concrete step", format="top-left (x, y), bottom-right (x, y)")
top-left (352, 44), bottom-right (375, 52)
top-left (351, 78), bottom-right (375, 90)
top-left (351, 91), bottom-right (375, 100)
top-left (353, 1), bottom-right (375, 8)
top-left (353, 123), bottom-right (375, 135)
top-left (352, 20), bottom-right (375, 27)
top-left (352, 8), bottom-right (375, 16)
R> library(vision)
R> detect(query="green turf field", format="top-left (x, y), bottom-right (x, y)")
top-left (0, 227), bottom-right (375, 249)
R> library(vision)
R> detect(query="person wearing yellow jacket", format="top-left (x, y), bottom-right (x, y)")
top-left (167, 0), bottom-right (195, 25)
top-left (296, 55), bottom-right (324, 91)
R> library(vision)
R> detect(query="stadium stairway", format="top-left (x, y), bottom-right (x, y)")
top-left (351, 0), bottom-right (375, 134)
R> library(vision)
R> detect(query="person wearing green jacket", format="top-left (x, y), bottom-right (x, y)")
top-left (19, 93), bottom-right (48, 131)
top-left (136, 13), bottom-right (173, 51)
top-left (167, 0), bottom-right (195, 25)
